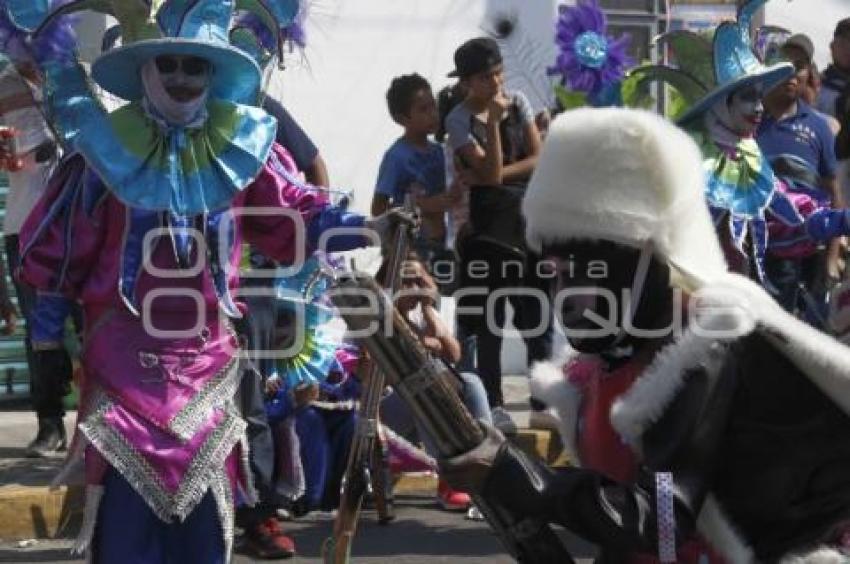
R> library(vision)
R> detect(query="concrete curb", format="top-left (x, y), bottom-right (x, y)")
top-left (0, 485), bottom-right (83, 541)
top-left (0, 429), bottom-right (565, 541)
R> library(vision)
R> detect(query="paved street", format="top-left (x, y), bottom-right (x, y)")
top-left (0, 497), bottom-right (597, 563)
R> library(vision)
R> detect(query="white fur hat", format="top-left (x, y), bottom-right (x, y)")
top-left (523, 107), bottom-right (728, 291)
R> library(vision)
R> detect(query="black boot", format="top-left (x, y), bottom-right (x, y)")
top-left (25, 417), bottom-right (67, 458)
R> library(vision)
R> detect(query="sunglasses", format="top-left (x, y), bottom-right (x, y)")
top-left (154, 55), bottom-right (210, 76)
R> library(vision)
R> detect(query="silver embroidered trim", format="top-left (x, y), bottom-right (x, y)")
top-left (80, 394), bottom-right (246, 524)
top-left (71, 485), bottom-right (104, 556)
top-left (209, 468), bottom-right (235, 564)
top-left (79, 406), bottom-right (174, 522)
top-left (238, 431), bottom-right (259, 507)
top-left (171, 408), bottom-right (246, 520)
top-left (168, 354), bottom-right (240, 441)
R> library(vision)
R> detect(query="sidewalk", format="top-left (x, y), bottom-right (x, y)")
top-left (0, 375), bottom-right (565, 541)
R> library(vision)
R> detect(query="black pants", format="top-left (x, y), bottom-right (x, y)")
top-left (457, 246), bottom-right (553, 408)
top-left (6, 235), bottom-right (70, 419)
top-left (765, 253), bottom-right (828, 328)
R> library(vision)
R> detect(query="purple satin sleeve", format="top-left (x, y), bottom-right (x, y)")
top-left (18, 154), bottom-right (106, 298)
top-left (241, 144), bottom-right (327, 263)
top-left (29, 292), bottom-right (73, 347)
top-left (806, 208), bottom-right (850, 241)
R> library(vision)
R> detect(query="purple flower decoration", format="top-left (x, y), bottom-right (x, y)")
top-left (548, 0), bottom-right (632, 96)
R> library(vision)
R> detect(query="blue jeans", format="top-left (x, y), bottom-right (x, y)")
top-left (381, 370), bottom-right (492, 458)
top-left (294, 407), bottom-right (357, 511)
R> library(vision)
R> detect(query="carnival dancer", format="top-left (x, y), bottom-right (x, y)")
top-left (631, 0), bottom-right (850, 293)
top-left (439, 102), bottom-right (850, 562)
top-left (14, 1), bottom-right (410, 561)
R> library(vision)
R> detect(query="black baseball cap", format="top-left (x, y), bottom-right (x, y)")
top-left (835, 18), bottom-right (850, 39)
top-left (448, 37), bottom-right (503, 78)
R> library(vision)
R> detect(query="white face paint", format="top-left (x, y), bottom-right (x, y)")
top-left (720, 84), bottom-right (765, 137)
top-left (141, 55), bottom-right (211, 126)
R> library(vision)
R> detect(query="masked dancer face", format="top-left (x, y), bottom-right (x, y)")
top-left (719, 84), bottom-right (765, 137)
top-left (141, 54), bottom-right (211, 126)
top-left (544, 240), bottom-right (673, 355)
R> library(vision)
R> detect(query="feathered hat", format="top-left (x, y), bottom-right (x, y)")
top-left (524, 107), bottom-right (728, 291)
top-left (31, 0), bottom-right (300, 104)
top-left (629, 0), bottom-right (793, 125)
top-left (0, 0), bottom-right (76, 65)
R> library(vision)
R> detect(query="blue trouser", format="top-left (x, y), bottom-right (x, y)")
top-left (381, 370), bottom-right (492, 458)
top-left (294, 407), bottom-right (356, 511)
top-left (93, 469), bottom-right (225, 564)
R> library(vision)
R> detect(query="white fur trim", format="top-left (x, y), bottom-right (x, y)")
top-left (696, 495), bottom-right (755, 564)
top-left (528, 357), bottom-right (582, 464)
top-left (611, 277), bottom-right (758, 445)
top-left (524, 108), bottom-right (727, 290)
top-left (779, 548), bottom-right (848, 564)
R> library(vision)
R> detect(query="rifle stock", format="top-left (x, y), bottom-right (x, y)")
top-left (322, 200), bottom-right (414, 563)
top-left (329, 273), bottom-right (574, 563)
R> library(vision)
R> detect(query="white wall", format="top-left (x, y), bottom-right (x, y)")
top-left (273, 0), bottom-right (560, 374)
top-left (272, 0), bottom-right (558, 215)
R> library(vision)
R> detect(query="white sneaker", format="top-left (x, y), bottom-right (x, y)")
top-left (465, 505), bottom-right (485, 521)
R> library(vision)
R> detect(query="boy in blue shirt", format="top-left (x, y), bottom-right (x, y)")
top-left (372, 73), bottom-right (460, 263)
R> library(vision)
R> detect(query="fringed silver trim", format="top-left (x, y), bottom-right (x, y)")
top-left (171, 408), bottom-right (246, 520)
top-left (71, 485), bottom-right (104, 556)
top-left (168, 355), bottom-right (240, 441)
top-left (209, 469), bottom-right (235, 564)
top-left (79, 407), bottom-right (174, 522)
top-left (238, 431), bottom-right (259, 507)
top-left (80, 395), bottom-right (246, 524)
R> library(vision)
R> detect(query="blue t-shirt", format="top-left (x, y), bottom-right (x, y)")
top-left (375, 138), bottom-right (446, 205)
top-left (262, 97), bottom-right (318, 171)
top-left (757, 101), bottom-right (838, 180)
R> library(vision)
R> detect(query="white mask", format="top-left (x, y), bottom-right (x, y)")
top-left (706, 84), bottom-right (764, 145)
top-left (141, 56), bottom-right (210, 127)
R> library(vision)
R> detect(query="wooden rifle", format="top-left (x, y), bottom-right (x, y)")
top-left (322, 197), bottom-right (415, 564)
top-left (326, 271), bottom-right (574, 564)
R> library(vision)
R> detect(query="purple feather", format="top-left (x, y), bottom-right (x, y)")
top-left (233, 11), bottom-right (278, 53)
top-left (0, 0), bottom-right (76, 65)
top-left (31, 13), bottom-right (77, 65)
top-left (548, 0), bottom-right (632, 96)
top-left (232, 2), bottom-right (306, 54)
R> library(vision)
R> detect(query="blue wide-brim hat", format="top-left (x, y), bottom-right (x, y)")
top-left (677, 62), bottom-right (792, 126)
top-left (676, 0), bottom-right (794, 125)
top-left (92, 38), bottom-right (261, 105)
top-left (32, 0), bottom-right (300, 105)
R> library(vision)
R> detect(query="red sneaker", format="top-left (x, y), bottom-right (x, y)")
top-left (243, 517), bottom-right (296, 559)
top-left (437, 478), bottom-right (471, 511)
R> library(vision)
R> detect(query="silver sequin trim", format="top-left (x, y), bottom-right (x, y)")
top-left (80, 395), bottom-right (246, 524)
top-left (209, 469), bottom-right (235, 564)
top-left (168, 354), bottom-right (240, 441)
top-left (238, 431), bottom-right (259, 506)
